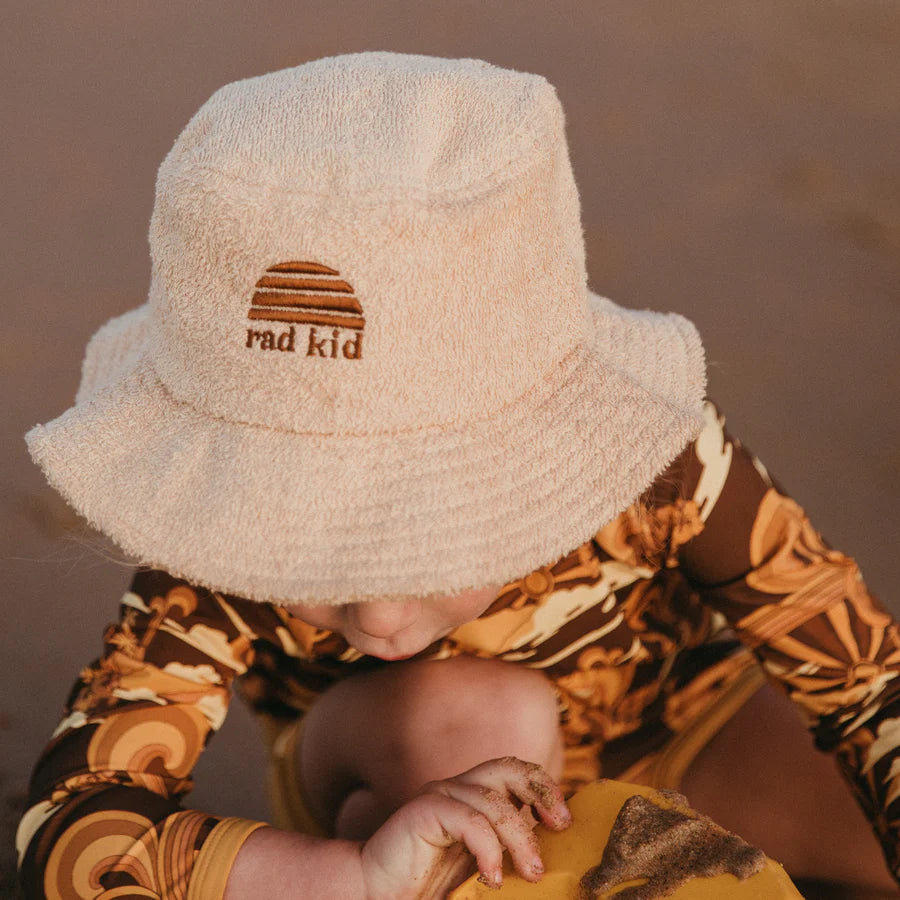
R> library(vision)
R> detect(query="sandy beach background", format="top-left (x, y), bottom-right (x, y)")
top-left (2, 1), bottom-right (899, 893)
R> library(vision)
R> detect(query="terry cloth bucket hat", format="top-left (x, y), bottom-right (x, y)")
top-left (25, 52), bottom-right (706, 606)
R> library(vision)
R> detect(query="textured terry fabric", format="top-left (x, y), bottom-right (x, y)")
top-left (16, 402), bottom-right (900, 897)
top-left (144, 53), bottom-right (591, 434)
top-left (24, 52), bottom-right (707, 605)
top-left (25, 292), bottom-right (705, 606)
top-left (75, 304), bottom-right (152, 406)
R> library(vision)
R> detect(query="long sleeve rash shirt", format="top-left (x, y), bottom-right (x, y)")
top-left (16, 400), bottom-right (900, 897)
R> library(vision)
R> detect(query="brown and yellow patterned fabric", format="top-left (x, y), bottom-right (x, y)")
top-left (16, 400), bottom-right (900, 897)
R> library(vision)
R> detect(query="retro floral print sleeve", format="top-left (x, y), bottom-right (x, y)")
top-left (16, 400), bottom-right (900, 896)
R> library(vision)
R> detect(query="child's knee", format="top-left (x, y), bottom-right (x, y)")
top-left (298, 657), bottom-right (564, 829)
top-left (390, 656), bottom-right (564, 785)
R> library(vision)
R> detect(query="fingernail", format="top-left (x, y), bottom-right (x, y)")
top-left (477, 870), bottom-right (502, 890)
top-left (531, 859), bottom-right (544, 875)
top-left (477, 872), bottom-right (499, 888)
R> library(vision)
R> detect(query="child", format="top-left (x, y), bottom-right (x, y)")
top-left (17, 53), bottom-right (899, 897)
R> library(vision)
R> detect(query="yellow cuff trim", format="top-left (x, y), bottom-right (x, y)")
top-left (188, 817), bottom-right (269, 900)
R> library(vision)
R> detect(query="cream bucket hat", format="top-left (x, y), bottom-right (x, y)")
top-left (25, 52), bottom-right (706, 606)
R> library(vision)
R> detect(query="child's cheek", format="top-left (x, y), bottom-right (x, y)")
top-left (441, 588), bottom-right (500, 626)
top-left (284, 602), bottom-right (343, 631)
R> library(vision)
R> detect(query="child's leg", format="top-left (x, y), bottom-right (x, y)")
top-left (296, 656), bottom-right (565, 840)
top-left (679, 681), bottom-right (896, 893)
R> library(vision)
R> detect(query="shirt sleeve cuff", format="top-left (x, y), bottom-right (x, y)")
top-left (187, 817), bottom-right (269, 900)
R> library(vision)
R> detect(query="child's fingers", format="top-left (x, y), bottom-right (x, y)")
top-left (426, 780), bottom-right (545, 883)
top-left (403, 792), bottom-right (505, 887)
top-left (454, 757), bottom-right (572, 831)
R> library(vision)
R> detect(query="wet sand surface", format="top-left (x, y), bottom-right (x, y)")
top-left (2, 1), bottom-right (898, 893)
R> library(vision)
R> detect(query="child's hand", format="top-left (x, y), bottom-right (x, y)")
top-left (360, 756), bottom-right (572, 900)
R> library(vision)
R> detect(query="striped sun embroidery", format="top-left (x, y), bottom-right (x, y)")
top-left (245, 261), bottom-right (364, 359)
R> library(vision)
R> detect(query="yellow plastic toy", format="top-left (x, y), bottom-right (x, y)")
top-left (450, 779), bottom-right (802, 899)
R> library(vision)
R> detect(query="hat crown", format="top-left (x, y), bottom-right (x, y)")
top-left (163, 52), bottom-right (558, 197)
top-left (148, 53), bottom-right (590, 436)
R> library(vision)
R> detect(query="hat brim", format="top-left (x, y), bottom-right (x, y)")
top-left (25, 292), bottom-right (705, 605)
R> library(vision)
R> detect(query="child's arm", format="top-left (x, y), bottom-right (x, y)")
top-left (223, 757), bottom-right (571, 899)
top-left (16, 570), bottom-right (277, 898)
top-left (663, 399), bottom-right (900, 884)
top-left (16, 569), bottom-right (571, 899)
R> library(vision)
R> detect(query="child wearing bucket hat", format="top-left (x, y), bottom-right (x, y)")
top-left (17, 52), bottom-right (899, 897)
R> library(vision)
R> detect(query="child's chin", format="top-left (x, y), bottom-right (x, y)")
top-left (348, 634), bottom-right (439, 660)
top-left (354, 644), bottom-right (419, 660)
